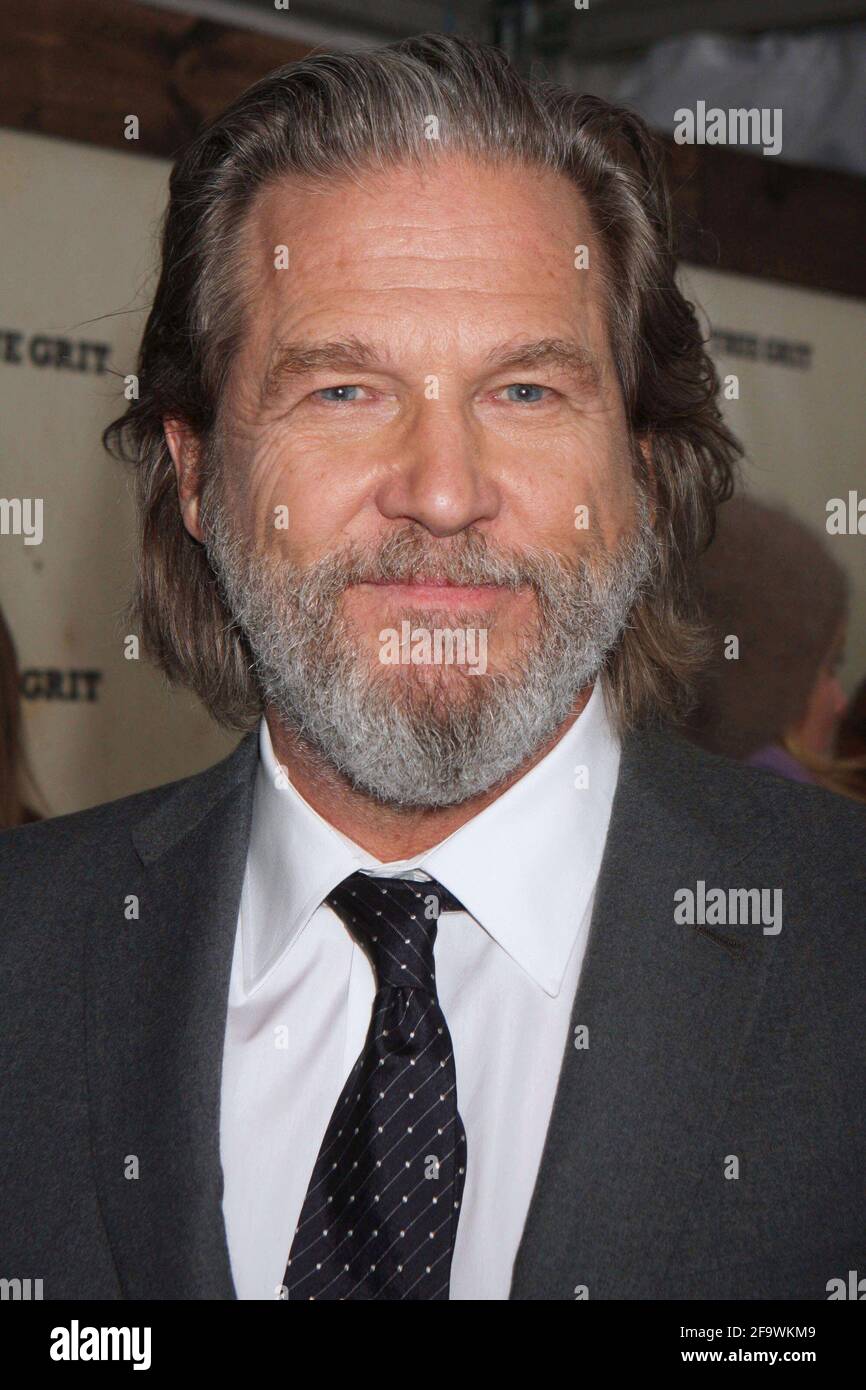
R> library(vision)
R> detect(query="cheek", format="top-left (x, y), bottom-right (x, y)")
top-left (806, 677), bottom-right (842, 741)
top-left (506, 430), bottom-right (633, 554)
top-left (236, 439), bottom-right (351, 558)
top-left (820, 679), bottom-right (846, 726)
top-left (562, 464), bottom-right (636, 556)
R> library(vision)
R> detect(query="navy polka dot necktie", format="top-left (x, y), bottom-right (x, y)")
top-left (283, 871), bottom-right (468, 1300)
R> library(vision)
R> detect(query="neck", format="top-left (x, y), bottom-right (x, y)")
top-left (265, 685), bottom-right (594, 861)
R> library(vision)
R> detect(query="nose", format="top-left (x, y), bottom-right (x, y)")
top-left (374, 399), bottom-right (500, 537)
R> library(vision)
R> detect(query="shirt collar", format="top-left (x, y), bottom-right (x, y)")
top-left (242, 682), bottom-right (620, 998)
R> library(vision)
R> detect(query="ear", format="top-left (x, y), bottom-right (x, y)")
top-left (164, 418), bottom-right (205, 542)
top-left (637, 434), bottom-right (657, 527)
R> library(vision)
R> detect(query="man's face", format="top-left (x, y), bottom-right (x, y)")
top-left (172, 154), bottom-right (655, 806)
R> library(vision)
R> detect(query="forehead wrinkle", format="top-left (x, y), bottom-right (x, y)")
top-left (230, 160), bottom-right (605, 420)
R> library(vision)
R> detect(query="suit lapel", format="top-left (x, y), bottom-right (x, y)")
top-left (510, 726), bottom-right (782, 1299)
top-left (85, 733), bottom-right (258, 1299)
top-left (85, 719), bottom-right (782, 1300)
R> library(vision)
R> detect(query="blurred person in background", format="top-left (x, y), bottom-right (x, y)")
top-left (0, 601), bottom-right (42, 829)
top-left (685, 494), bottom-right (866, 802)
top-left (835, 674), bottom-right (866, 799)
top-left (837, 674), bottom-right (866, 758)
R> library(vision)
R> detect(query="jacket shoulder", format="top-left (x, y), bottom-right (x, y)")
top-left (0, 732), bottom-right (257, 878)
top-left (626, 722), bottom-right (866, 882)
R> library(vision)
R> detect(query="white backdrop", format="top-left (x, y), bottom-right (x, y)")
top-left (1, 128), bottom-right (863, 815)
top-left (679, 261), bottom-right (866, 693)
top-left (0, 129), bottom-right (234, 818)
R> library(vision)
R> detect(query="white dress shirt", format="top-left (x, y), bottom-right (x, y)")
top-left (220, 680), bottom-right (621, 1300)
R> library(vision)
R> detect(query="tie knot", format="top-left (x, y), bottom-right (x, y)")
top-left (326, 872), bottom-right (463, 990)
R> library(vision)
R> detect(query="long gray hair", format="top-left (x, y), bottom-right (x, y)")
top-left (103, 33), bottom-right (740, 732)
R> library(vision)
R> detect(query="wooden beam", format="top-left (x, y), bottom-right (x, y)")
top-left (0, 0), bottom-right (310, 159)
top-left (664, 137), bottom-right (866, 299)
top-left (1, 0), bottom-right (864, 298)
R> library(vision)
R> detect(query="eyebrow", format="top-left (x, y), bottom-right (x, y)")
top-left (261, 336), bottom-right (386, 405)
top-left (483, 338), bottom-right (603, 389)
top-left (260, 334), bottom-right (603, 405)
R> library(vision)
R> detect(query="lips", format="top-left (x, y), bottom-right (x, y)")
top-left (365, 577), bottom-right (497, 588)
top-left (352, 577), bottom-right (509, 606)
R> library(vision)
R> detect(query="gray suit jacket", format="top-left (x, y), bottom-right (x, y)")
top-left (1, 726), bottom-right (864, 1300)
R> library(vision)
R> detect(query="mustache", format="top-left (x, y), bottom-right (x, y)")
top-left (295, 526), bottom-right (590, 602)
top-left (201, 485), bottom-right (632, 633)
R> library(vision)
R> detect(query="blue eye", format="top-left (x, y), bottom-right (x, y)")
top-left (503, 383), bottom-right (548, 403)
top-left (315, 385), bottom-right (364, 403)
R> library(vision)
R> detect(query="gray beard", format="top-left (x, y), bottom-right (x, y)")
top-left (202, 489), bottom-right (659, 808)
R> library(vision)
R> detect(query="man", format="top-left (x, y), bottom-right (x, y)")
top-left (1, 35), bottom-right (863, 1302)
